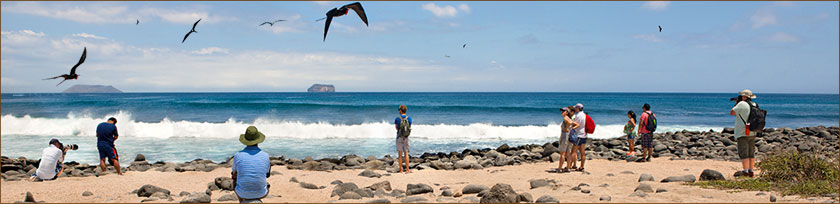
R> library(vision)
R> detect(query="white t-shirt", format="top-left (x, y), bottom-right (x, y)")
top-left (36, 145), bottom-right (63, 179)
top-left (732, 101), bottom-right (757, 138)
top-left (573, 111), bottom-right (587, 138)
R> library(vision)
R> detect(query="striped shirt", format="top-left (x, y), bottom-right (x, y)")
top-left (232, 146), bottom-right (270, 199)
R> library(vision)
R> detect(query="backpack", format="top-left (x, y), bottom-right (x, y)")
top-left (568, 129), bottom-right (578, 143)
top-left (398, 116), bottom-right (411, 138)
top-left (739, 101), bottom-right (767, 133)
top-left (644, 111), bottom-right (657, 133)
top-left (584, 114), bottom-right (596, 134)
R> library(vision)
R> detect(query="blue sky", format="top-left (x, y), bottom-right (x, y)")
top-left (1, 1), bottom-right (838, 93)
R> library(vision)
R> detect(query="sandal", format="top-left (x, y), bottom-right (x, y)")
top-left (561, 168), bottom-right (570, 173)
top-left (577, 167), bottom-right (585, 171)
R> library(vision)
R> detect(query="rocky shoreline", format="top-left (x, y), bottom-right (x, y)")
top-left (2, 126), bottom-right (837, 182)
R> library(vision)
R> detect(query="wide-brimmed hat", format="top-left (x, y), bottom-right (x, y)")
top-left (739, 89), bottom-right (757, 99)
top-left (239, 126), bottom-right (265, 146)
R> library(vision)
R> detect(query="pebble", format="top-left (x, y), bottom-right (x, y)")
top-left (599, 195), bottom-right (611, 201)
top-left (82, 191), bottom-right (93, 196)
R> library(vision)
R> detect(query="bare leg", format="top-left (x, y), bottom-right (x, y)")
top-left (557, 151), bottom-right (566, 169)
top-left (569, 146), bottom-right (578, 169)
top-left (397, 151), bottom-right (405, 173)
top-left (748, 158), bottom-right (755, 170)
top-left (99, 158), bottom-right (107, 171)
top-left (628, 139), bottom-right (635, 154)
top-left (404, 151), bottom-right (411, 173)
top-left (741, 159), bottom-right (750, 171)
top-left (579, 144), bottom-right (587, 169)
top-left (111, 158), bottom-right (122, 175)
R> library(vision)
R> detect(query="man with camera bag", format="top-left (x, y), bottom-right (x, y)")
top-left (30, 139), bottom-right (72, 181)
top-left (96, 117), bottom-right (122, 175)
top-left (730, 89), bottom-right (762, 178)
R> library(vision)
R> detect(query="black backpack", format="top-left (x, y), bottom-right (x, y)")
top-left (398, 116), bottom-right (411, 137)
top-left (644, 111), bottom-right (657, 133)
top-left (739, 101), bottom-right (767, 132)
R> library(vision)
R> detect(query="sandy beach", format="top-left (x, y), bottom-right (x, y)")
top-left (2, 158), bottom-right (835, 203)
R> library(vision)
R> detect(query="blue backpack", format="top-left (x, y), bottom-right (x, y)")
top-left (568, 129), bottom-right (578, 143)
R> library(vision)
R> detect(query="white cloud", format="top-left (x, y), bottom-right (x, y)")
top-left (1, 30), bottom-right (46, 44)
top-left (192, 47), bottom-right (230, 55)
top-left (72, 33), bottom-right (107, 40)
top-left (632, 34), bottom-right (663, 42)
top-left (767, 32), bottom-right (800, 43)
top-left (1, 2), bottom-right (235, 24)
top-left (750, 9), bottom-right (776, 28)
top-left (641, 1), bottom-right (670, 11)
top-left (422, 3), bottom-right (458, 18)
top-left (458, 4), bottom-right (471, 14)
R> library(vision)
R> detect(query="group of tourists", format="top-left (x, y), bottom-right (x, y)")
top-left (28, 89), bottom-right (765, 202)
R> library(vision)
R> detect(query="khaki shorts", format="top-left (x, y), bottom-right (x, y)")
top-left (396, 136), bottom-right (410, 153)
top-left (737, 136), bottom-right (756, 159)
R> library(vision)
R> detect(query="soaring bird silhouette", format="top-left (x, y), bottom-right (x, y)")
top-left (658, 25), bottom-right (662, 32)
top-left (136, 19), bottom-right (139, 25)
top-left (182, 19), bottom-right (201, 43)
top-left (462, 44), bottom-right (467, 48)
top-left (319, 2), bottom-right (368, 41)
top-left (444, 55), bottom-right (451, 58)
top-left (44, 47), bottom-right (86, 86)
top-left (259, 19), bottom-right (285, 26)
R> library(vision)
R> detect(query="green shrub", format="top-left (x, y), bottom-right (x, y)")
top-left (692, 150), bottom-right (839, 198)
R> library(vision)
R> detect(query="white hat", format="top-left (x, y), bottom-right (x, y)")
top-left (739, 89), bottom-right (756, 99)
top-left (574, 103), bottom-right (584, 109)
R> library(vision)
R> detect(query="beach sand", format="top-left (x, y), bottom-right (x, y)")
top-left (1, 158), bottom-right (834, 203)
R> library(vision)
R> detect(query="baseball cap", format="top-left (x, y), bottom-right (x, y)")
top-left (574, 103), bottom-right (584, 109)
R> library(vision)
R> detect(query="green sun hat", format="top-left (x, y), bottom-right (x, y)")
top-left (239, 126), bottom-right (265, 146)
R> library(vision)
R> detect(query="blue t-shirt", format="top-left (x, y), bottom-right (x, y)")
top-left (96, 122), bottom-right (118, 146)
top-left (233, 146), bottom-right (270, 199)
top-left (394, 115), bottom-right (412, 128)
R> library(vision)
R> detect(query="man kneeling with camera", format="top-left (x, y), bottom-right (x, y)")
top-left (30, 139), bottom-right (77, 181)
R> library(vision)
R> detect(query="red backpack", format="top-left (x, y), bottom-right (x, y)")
top-left (584, 114), bottom-right (596, 134)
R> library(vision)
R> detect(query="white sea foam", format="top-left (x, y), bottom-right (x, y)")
top-left (1, 112), bottom-right (723, 140)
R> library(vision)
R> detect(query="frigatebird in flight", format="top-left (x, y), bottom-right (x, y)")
top-left (44, 47), bottom-right (86, 86)
top-left (259, 19), bottom-right (285, 26)
top-left (136, 19), bottom-right (139, 25)
top-left (659, 25), bottom-right (662, 32)
top-left (182, 19), bottom-right (201, 43)
top-left (318, 2), bottom-right (368, 41)
top-left (462, 44), bottom-right (467, 48)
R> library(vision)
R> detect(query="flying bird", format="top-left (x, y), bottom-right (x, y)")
top-left (259, 19), bottom-right (286, 26)
top-left (320, 2), bottom-right (368, 41)
top-left (182, 18), bottom-right (201, 43)
top-left (444, 55), bottom-right (451, 58)
top-left (462, 44), bottom-right (467, 48)
top-left (658, 25), bottom-right (662, 32)
top-left (136, 19), bottom-right (139, 25)
top-left (43, 47), bottom-right (86, 86)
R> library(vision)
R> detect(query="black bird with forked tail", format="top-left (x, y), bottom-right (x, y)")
top-left (182, 18), bottom-right (201, 43)
top-left (44, 47), bottom-right (86, 86)
top-left (318, 2), bottom-right (368, 41)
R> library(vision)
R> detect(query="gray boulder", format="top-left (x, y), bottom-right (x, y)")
top-left (215, 177), bottom-right (235, 191)
top-left (518, 193), bottom-right (533, 203)
top-left (137, 184), bottom-right (171, 197)
top-left (630, 191), bottom-right (648, 197)
top-left (462, 184), bottom-right (489, 194)
top-left (530, 179), bottom-right (550, 189)
top-left (406, 183), bottom-right (434, 195)
top-left (358, 170), bottom-right (382, 178)
top-left (401, 196), bottom-right (429, 203)
top-left (638, 173), bottom-right (655, 182)
top-left (634, 183), bottom-right (654, 193)
top-left (135, 154), bottom-right (146, 162)
top-left (300, 182), bottom-right (319, 189)
top-left (179, 192), bottom-right (210, 203)
top-left (366, 181), bottom-right (392, 191)
top-left (661, 174), bottom-right (696, 183)
top-left (535, 195), bottom-right (559, 203)
top-left (332, 183), bottom-right (360, 197)
top-left (479, 183), bottom-right (518, 203)
top-left (82, 191), bottom-right (93, 196)
top-left (340, 191), bottom-right (362, 200)
top-left (367, 198), bottom-right (391, 203)
top-left (217, 193), bottom-right (238, 202)
top-left (699, 169), bottom-right (725, 181)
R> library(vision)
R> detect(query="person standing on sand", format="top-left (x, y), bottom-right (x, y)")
top-left (96, 117), bottom-right (122, 175)
top-left (638, 104), bottom-right (656, 162)
top-left (624, 111), bottom-right (637, 156)
top-left (731, 90), bottom-right (758, 178)
top-left (29, 139), bottom-right (68, 181)
top-left (557, 107), bottom-right (579, 173)
top-left (569, 103), bottom-right (588, 171)
top-left (395, 105), bottom-right (413, 173)
top-left (232, 126), bottom-right (271, 202)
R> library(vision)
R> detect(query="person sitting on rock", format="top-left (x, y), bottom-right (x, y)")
top-left (30, 139), bottom-right (68, 181)
top-left (232, 126), bottom-right (271, 202)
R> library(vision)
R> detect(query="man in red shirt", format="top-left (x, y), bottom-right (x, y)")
top-left (637, 104), bottom-right (655, 162)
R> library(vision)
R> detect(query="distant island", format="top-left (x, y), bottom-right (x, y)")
top-left (62, 85), bottom-right (123, 93)
top-left (307, 84), bottom-right (335, 93)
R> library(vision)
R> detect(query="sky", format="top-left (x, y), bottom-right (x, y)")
top-left (1, 1), bottom-right (838, 93)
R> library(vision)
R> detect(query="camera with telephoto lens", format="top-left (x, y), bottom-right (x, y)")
top-left (64, 144), bottom-right (79, 151)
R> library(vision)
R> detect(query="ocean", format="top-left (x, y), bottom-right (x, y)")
top-left (1, 92), bottom-right (837, 165)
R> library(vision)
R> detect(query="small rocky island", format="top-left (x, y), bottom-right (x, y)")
top-left (308, 84), bottom-right (335, 93)
top-left (62, 85), bottom-right (123, 93)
